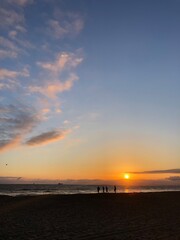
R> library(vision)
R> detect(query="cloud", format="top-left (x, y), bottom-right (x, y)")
top-left (29, 73), bottom-right (78, 98)
top-left (37, 52), bottom-right (83, 74)
top-left (0, 176), bottom-right (22, 184)
top-left (0, 176), bottom-right (21, 179)
top-left (0, 2), bottom-right (32, 53)
top-left (167, 176), bottom-right (180, 181)
top-left (0, 135), bottom-right (22, 152)
top-left (63, 120), bottom-right (70, 125)
top-left (7, 0), bottom-right (34, 6)
top-left (0, 36), bottom-right (18, 51)
top-left (0, 4), bottom-right (84, 152)
top-left (0, 7), bottom-right (24, 28)
top-left (0, 36), bottom-right (19, 59)
top-left (15, 25), bottom-right (26, 32)
top-left (0, 7), bottom-right (29, 58)
top-left (0, 68), bottom-right (29, 80)
top-left (29, 51), bottom-right (83, 98)
top-left (25, 129), bottom-right (70, 146)
top-left (9, 34), bottom-right (34, 49)
top-left (0, 104), bottom-right (39, 152)
top-left (47, 12), bottom-right (84, 39)
top-left (0, 49), bottom-right (17, 59)
top-left (8, 30), bottom-right (18, 38)
top-left (131, 169), bottom-right (180, 174)
top-left (0, 67), bottom-right (29, 90)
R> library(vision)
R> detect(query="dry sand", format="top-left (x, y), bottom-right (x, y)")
top-left (0, 192), bottom-right (180, 240)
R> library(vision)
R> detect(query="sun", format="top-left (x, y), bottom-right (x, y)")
top-left (124, 173), bottom-right (130, 179)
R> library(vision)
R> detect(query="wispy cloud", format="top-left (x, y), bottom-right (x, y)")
top-left (29, 73), bottom-right (78, 98)
top-left (25, 129), bottom-right (70, 146)
top-left (29, 51), bottom-right (83, 98)
top-left (0, 36), bottom-right (19, 52)
top-left (0, 2), bottom-right (84, 152)
top-left (0, 49), bottom-right (17, 59)
top-left (37, 52), bottom-right (83, 74)
top-left (0, 7), bottom-right (24, 28)
top-left (0, 104), bottom-right (39, 152)
top-left (131, 169), bottom-right (180, 174)
top-left (47, 11), bottom-right (84, 39)
top-left (0, 33), bottom-right (31, 60)
top-left (0, 67), bottom-right (29, 90)
top-left (0, 68), bottom-right (29, 80)
top-left (0, 36), bottom-right (19, 59)
top-left (0, 3), bottom-right (30, 60)
top-left (7, 0), bottom-right (34, 6)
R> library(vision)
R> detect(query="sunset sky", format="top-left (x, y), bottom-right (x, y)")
top-left (0, 0), bottom-right (180, 184)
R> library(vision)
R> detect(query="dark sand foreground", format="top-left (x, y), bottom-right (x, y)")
top-left (0, 192), bottom-right (180, 240)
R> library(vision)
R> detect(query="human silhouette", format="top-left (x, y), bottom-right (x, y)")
top-left (105, 186), bottom-right (108, 193)
top-left (97, 186), bottom-right (100, 193)
top-left (114, 185), bottom-right (116, 193)
top-left (102, 186), bottom-right (105, 193)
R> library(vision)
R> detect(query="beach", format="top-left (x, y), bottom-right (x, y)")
top-left (0, 192), bottom-right (180, 240)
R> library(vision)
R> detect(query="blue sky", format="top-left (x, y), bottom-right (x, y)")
top-left (0, 0), bottom-right (180, 183)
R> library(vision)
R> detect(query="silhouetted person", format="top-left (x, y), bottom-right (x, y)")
top-left (97, 186), bottom-right (100, 193)
top-left (102, 186), bottom-right (105, 193)
top-left (105, 186), bottom-right (108, 193)
top-left (114, 185), bottom-right (116, 193)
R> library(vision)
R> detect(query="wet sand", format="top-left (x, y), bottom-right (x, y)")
top-left (0, 192), bottom-right (180, 239)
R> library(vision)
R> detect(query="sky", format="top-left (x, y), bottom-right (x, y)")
top-left (0, 0), bottom-right (180, 185)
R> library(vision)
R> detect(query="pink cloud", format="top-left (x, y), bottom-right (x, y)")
top-left (0, 49), bottom-right (17, 59)
top-left (37, 52), bottom-right (83, 74)
top-left (0, 68), bottom-right (29, 80)
top-left (29, 51), bottom-right (83, 98)
top-left (29, 74), bottom-right (78, 98)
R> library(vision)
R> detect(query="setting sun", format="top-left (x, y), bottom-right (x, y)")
top-left (124, 174), bottom-right (130, 179)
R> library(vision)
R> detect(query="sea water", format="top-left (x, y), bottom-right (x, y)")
top-left (0, 184), bottom-right (180, 196)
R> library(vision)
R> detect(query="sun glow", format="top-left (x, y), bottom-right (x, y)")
top-left (124, 174), bottom-right (130, 179)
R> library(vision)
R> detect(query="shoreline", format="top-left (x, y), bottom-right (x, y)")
top-left (0, 192), bottom-right (180, 239)
top-left (0, 189), bottom-right (180, 196)
top-left (1, 189), bottom-right (180, 197)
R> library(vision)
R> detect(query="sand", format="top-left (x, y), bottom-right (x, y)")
top-left (0, 192), bottom-right (180, 239)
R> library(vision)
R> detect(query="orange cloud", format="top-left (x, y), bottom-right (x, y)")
top-left (29, 74), bottom-right (78, 98)
top-left (37, 52), bottom-right (83, 74)
top-left (30, 51), bottom-right (82, 98)
top-left (25, 129), bottom-right (70, 146)
top-left (0, 135), bottom-right (21, 152)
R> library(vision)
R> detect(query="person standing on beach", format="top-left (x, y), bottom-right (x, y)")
top-left (114, 185), bottom-right (116, 193)
top-left (105, 186), bottom-right (108, 193)
top-left (102, 186), bottom-right (105, 193)
top-left (97, 186), bottom-right (100, 193)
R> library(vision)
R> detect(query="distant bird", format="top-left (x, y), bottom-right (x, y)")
top-left (6, 163), bottom-right (8, 166)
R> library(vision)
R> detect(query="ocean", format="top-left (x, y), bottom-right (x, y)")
top-left (0, 184), bottom-right (180, 196)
